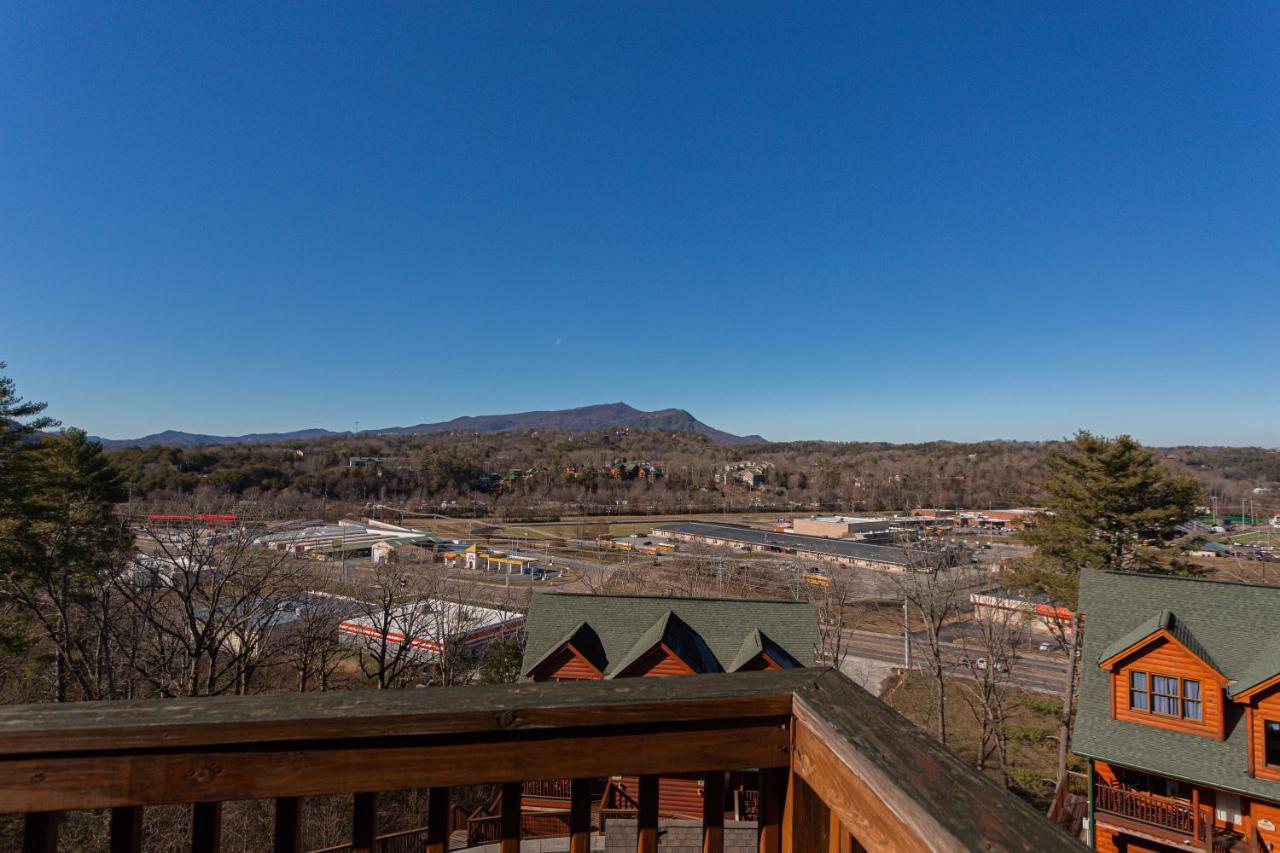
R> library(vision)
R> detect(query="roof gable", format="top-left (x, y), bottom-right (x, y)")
top-left (1097, 609), bottom-right (1227, 684)
top-left (523, 621), bottom-right (607, 678)
top-left (728, 629), bottom-right (804, 672)
top-left (520, 593), bottom-right (818, 679)
top-left (607, 610), bottom-right (722, 678)
top-left (1231, 633), bottom-right (1280, 700)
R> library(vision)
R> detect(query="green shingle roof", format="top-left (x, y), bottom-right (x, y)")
top-left (727, 629), bottom-right (802, 672)
top-left (521, 620), bottom-right (607, 676)
top-left (1073, 570), bottom-right (1280, 801)
top-left (606, 610), bottom-right (722, 678)
top-left (1096, 609), bottom-right (1222, 677)
top-left (521, 593), bottom-right (818, 679)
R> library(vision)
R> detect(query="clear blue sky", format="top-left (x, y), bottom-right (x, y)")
top-left (2, 3), bottom-right (1277, 445)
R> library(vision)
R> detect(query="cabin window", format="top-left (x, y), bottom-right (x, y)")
top-left (1127, 671), bottom-right (1203, 722)
top-left (1152, 675), bottom-right (1180, 716)
top-left (1266, 720), bottom-right (1280, 766)
top-left (1130, 671), bottom-right (1149, 711)
top-left (1181, 680), bottom-right (1202, 721)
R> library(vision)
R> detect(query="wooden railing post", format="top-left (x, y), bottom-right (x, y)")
top-left (274, 797), bottom-right (302, 853)
top-left (22, 812), bottom-right (59, 853)
top-left (782, 773), bottom-right (827, 853)
top-left (192, 801), bottom-right (222, 853)
top-left (759, 767), bottom-right (787, 853)
top-left (570, 778), bottom-right (592, 853)
top-left (703, 772), bottom-right (725, 853)
top-left (353, 793), bottom-right (378, 853)
top-left (638, 774), bottom-right (659, 853)
top-left (501, 781), bottom-right (522, 853)
top-left (427, 786), bottom-right (451, 853)
top-left (110, 805), bottom-right (144, 853)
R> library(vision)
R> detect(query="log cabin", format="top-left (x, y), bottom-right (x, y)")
top-left (505, 593), bottom-right (817, 829)
top-left (1073, 571), bottom-right (1280, 852)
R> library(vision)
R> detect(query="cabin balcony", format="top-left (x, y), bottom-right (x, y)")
top-left (0, 668), bottom-right (1080, 852)
top-left (1092, 781), bottom-right (1241, 851)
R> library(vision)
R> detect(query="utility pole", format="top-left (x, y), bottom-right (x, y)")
top-left (903, 599), bottom-right (912, 671)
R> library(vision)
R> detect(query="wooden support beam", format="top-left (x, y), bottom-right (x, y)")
top-left (781, 773), bottom-right (828, 853)
top-left (500, 781), bottom-right (521, 853)
top-left (353, 792), bottom-right (378, 853)
top-left (702, 772), bottom-right (725, 853)
top-left (570, 778), bottom-right (592, 853)
top-left (638, 775), bottom-right (659, 853)
top-left (192, 801), bottom-right (222, 853)
top-left (427, 786), bottom-right (451, 853)
top-left (273, 797), bottom-right (302, 853)
top-left (110, 805), bottom-right (144, 853)
top-left (758, 767), bottom-right (787, 853)
top-left (22, 812), bottom-right (59, 853)
top-left (828, 812), bottom-right (864, 853)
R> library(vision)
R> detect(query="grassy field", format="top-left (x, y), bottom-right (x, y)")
top-left (885, 673), bottom-right (1067, 809)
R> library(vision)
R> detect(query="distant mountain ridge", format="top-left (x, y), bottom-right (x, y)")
top-left (90, 403), bottom-right (765, 448)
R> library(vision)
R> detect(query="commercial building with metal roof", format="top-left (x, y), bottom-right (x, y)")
top-left (653, 521), bottom-right (926, 572)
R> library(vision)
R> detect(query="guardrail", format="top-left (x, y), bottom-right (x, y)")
top-left (0, 668), bottom-right (1082, 852)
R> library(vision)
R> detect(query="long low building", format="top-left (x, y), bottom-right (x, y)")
top-left (338, 598), bottom-right (524, 658)
top-left (654, 522), bottom-right (930, 572)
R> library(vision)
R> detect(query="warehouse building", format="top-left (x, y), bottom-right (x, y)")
top-left (654, 522), bottom-right (934, 572)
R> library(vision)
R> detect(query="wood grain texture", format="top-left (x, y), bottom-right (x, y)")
top-left (758, 767), bottom-right (787, 853)
top-left (0, 716), bottom-right (788, 812)
top-left (0, 668), bottom-right (813, 756)
top-left (792, 670), bottom-right (1081, 853)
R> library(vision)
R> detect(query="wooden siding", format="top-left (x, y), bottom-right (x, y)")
top-left (616, 775), bottom-right (703, 818)
top-left (1093, 825), bottom-right (1180, 852)
top-left (736, 653), bottom-right (783, 672)
top-left (532, 644), bottom-right (603, 682)
top-left (1250, 682), bottom-right (1280, 783)
top-left (618, 644), bottom-right (698, 678)
top-left (1252, 800), bottom-right (1280, 851)
top-left (1109, 636), bottom-right (1223, 739)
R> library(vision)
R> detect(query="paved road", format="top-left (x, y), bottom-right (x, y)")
top-left (841, 628), bottom-right (1069, 694)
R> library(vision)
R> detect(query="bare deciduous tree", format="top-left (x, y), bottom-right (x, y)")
top-left (118, 520), bottom-right (304, 697)
top-left (956, 599), bottom-right (1024, 782)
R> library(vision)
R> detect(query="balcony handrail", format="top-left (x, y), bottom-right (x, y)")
top-left (0, 668), bottom-right (1081, 852)
top-left (1093, 780), bottom-right (1211, 838)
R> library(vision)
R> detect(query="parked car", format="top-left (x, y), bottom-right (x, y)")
top-left (975, 657), bottom-right (1009, 673)
top-left (1038, 640), bottom-right (1062, 653)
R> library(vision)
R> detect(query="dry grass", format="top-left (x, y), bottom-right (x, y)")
top-left (885, 673), bottom-right (1064, 809)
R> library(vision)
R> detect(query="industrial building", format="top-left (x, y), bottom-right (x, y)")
top-left (337, 598), bottom-right (524, 659)
top-left (654, 522), bottom-right (930, 572)
top-left (254, 519), bottom-right (439, 560)
top-left (790, 514), bottom-right (930, 540)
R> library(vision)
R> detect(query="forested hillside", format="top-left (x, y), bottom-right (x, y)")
top-left (103, 428), bottom-right (1280, 519)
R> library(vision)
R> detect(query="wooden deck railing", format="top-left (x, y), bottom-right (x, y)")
top-left (1093, 781), bottom-right (1213, 844)
top-left (0, 668), bottom-right (1082, 852)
